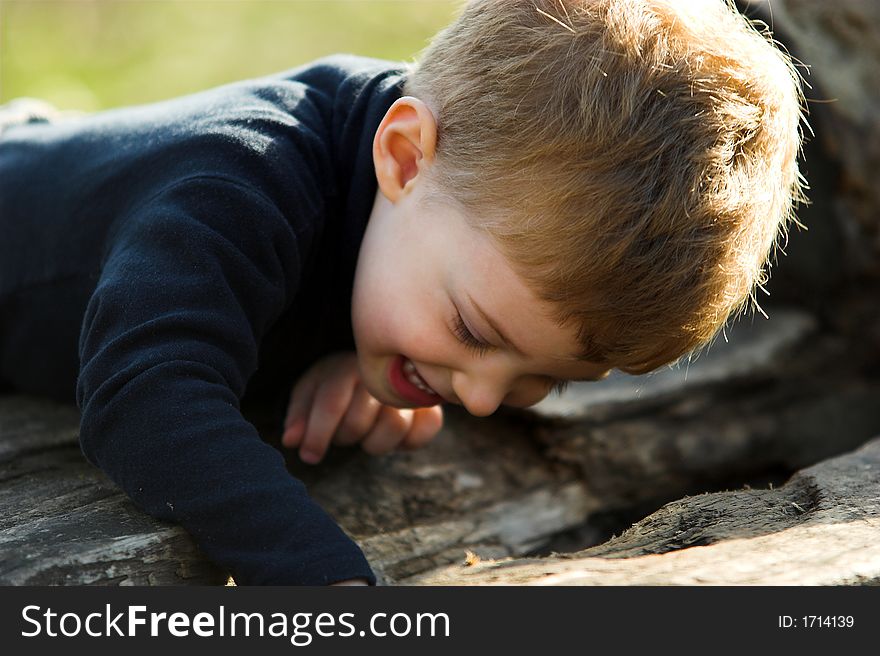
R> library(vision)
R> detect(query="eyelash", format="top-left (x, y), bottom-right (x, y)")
top-left (452, 312), bottom-right (570, 395)
top-left (452, 313), bottom-right (492, 356)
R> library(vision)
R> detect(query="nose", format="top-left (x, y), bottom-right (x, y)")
top-left (450, 371), bottom-right (508, 417)
top-left (452, 372), bottom-right (510, 417)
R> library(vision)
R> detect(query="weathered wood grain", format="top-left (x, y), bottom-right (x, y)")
top-left (407, 436), bottom-right (880, 585)
top-left (0, 398), bottom-right (226, 585)
top-left (0, 394), bottom-right (593, 585)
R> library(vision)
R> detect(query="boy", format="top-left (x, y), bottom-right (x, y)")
top-left (0, 0), bottom-right (803, 585)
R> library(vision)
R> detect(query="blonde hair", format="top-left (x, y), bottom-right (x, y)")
top-left (404, 0), bottom-right (806, 373)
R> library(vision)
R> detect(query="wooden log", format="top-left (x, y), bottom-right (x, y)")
top-left (511, 307), bottom-right (880, 523)
top-left (0, 392), bottom-right (594, 585)
top-left (2, 305), bottom-right (877, 585)
top-left (407, 435), bottom-right (880, 585)
top-left (0, 397), bottom-right (227, 585)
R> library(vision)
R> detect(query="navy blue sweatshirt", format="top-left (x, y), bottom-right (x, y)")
top-left (0, 55), bottom-right (407, 584)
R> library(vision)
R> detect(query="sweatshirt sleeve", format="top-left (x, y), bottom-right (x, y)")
top-left (75, 175), bottom-right (375, 585)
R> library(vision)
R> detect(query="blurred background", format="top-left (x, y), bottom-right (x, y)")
top-left (0, 0), bottom-right (459, 111)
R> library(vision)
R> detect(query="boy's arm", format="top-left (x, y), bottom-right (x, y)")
top-left (76, 176), bottom-right (374, 585)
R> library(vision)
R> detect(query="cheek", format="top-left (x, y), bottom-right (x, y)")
top-left (352, 250), bottom-right (392, 347)
top-left (357, 304), bottom-right (440, 357)
top-left (351, 239), bottom-right (449, 361)
top-left (352, 288), bottom-right (391, 353)
top-left (352, 268), bottom-right (413, 356)
top-left (503, 380), bottom-right (551, 408)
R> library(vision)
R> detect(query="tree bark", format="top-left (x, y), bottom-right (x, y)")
top-left (408, 436), bottom-right (880, 585)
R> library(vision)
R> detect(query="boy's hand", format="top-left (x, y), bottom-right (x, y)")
top-left (281, 352), bottom-right (443, 464)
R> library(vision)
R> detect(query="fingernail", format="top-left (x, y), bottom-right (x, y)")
top-left (299, 449), bottom-right (321, 465)
top-left (284, 415), bottom-right (304, 431)
top-left (282, 418), bottom-right (305, 446)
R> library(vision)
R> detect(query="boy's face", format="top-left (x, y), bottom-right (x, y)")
top-left (351, 185), bottom-right (612, 417)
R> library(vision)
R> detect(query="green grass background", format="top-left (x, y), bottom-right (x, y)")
top-left (0, 0), bottom-right (459, 110)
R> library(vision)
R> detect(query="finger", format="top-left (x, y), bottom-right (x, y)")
top-left (281, 374), bottom-right (320, 449)
top-left (333, 385), bottom-right (383, 446)
top-left (360, 406), bottom-right (414, 456)
top-left (400, 405), bottom-right (444, 451)
top-left (298, 378), bottom-right (357, 464)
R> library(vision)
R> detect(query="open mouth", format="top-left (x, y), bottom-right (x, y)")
top-left (388, 355), bottom-right (444, 406)
top-left (402, 358), bottom-right (436, 394)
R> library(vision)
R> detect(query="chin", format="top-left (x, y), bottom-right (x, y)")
top-left (361, 372), bottom-right (423, 410)
top-left (357, 360), bottom-right (395, 405)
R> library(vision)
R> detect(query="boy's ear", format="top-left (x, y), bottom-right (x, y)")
top-left (372, 96), bottom-right (437, 203)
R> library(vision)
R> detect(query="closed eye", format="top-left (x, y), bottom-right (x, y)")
top-left (547, 379), bottom-right (570, 396)
top-left (452, 312), bottom-right (493, 356)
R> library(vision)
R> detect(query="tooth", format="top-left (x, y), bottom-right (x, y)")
top-left (402, 358), bottom-right (436, 395)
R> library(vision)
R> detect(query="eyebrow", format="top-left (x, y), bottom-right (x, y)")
top-left (466, 293), bottom-right (526, 357)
